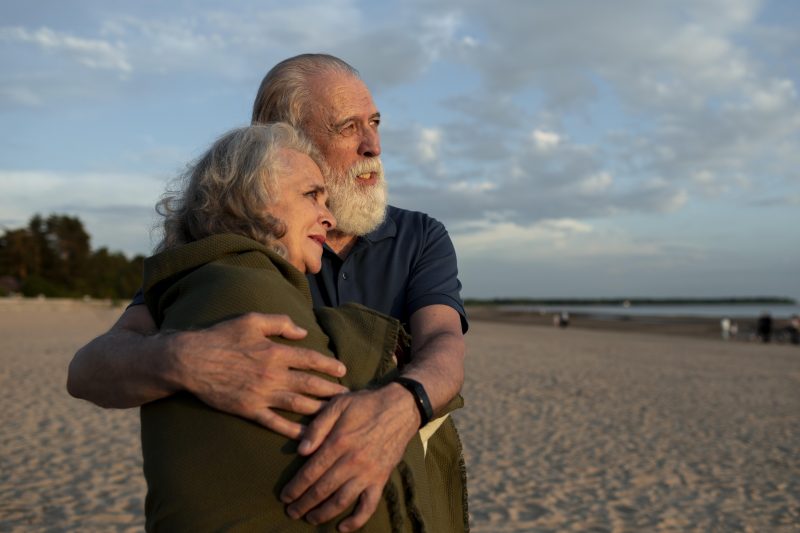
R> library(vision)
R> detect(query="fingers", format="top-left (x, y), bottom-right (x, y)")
top-left (263, 392), bottom-right (322, 417)
top-left (296, 399), bottom-right (344, 456)
top-left (305, 478), bottom-right (366, 527)
top-left (284, 347), bottom-right (347, 379)
top-left (251, 408), bottom-right (306, 440)
top-left (284, 456), bottom-right (351, 521)
top-left (243, 312), bottom-right (308, 340)
top-left (281, 414), bottom-right (344, 503)
top-left (337, 485), bottom-right (382, 532)
top-left (288, 371), bottom-right (348, 399)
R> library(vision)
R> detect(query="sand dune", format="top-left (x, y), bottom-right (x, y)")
top-left (1, 299), bottom-right (798, 531)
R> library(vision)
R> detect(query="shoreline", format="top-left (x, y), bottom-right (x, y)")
top-left (0, 296), bottom-right (796, 343)
top-left (466, 304), bottom-right (799, 343)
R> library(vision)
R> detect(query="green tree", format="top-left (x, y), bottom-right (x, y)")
top-left (0, 228), bottom-right (38, 279)
top-left (1, 213), bottom-right (142, 299)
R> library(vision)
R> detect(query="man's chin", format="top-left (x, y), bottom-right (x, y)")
top-left (331, 202), bottom-right (387, 236)
top-left (327, 177), bottom-right (388, 236)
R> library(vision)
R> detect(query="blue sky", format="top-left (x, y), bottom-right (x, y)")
top-left (1, 0), bottom-right (798, 300)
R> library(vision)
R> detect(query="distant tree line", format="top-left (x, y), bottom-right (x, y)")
top-left (0, 214), bottom-right (144, 300)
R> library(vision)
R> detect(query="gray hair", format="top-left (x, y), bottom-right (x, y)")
top-left (251, 53), bottom-right (360, 128)
top-left (155, 123), bottom-right (322, 253)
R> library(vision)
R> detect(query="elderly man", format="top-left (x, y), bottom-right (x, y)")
top-left (68, 54), bottom-right (467, 531)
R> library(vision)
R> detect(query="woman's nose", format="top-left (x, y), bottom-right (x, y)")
top-left (321, 205), bottom-right (336, 230)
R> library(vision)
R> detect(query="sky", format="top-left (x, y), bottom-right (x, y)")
top-left (1, 0), bottom-right (798, 300)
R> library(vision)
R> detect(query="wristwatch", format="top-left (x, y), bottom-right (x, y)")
top-left (393, 376), bottom-right (434, 428)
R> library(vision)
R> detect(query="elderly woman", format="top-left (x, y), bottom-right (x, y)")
top-left (140, 124), bottom-right (463, 532)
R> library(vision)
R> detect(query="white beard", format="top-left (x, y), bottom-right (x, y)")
top-left (326, 158), bottom-right (387, 236)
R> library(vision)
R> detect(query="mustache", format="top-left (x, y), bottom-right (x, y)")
top-left (346, 158), bottom-right (383, 181)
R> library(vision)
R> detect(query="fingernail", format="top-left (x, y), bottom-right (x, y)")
top-left (286, 505), bottom-right (299, 519)
top-left (295, 326), bottom-right (307, 334)
top-left (298, 440), bottom-right (310, 454)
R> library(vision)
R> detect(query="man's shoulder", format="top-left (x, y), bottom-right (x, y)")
top-left (385, 205), bottom-right (445, 231)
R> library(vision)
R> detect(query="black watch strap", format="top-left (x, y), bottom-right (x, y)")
top-left (394, 377), bottom-right (434, 428)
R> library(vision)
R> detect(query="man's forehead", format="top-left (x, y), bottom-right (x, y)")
top-left (311, 72), bottom-right (378, 121)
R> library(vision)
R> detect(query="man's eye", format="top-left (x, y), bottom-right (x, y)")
top-left (340, 123), bottom-right (356, 135)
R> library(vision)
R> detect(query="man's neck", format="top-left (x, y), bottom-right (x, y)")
top-left (325, 231), bottom-right (359, 258)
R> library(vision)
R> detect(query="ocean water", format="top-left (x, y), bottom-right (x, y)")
top-left (500, 303), bottom-right (800, 320)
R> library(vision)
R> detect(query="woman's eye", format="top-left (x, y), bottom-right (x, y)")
top-left (305, 190), bottom-right (318, 199)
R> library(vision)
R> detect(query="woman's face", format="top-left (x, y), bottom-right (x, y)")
top-left (270, 149), bottom-right (336, 274)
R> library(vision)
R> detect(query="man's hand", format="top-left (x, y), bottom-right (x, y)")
top-left (278, 304), bottom-right (466, 531)
top-left (68, 307), bottom-right (348, 440)
top-left (171, 312), bottom-right (349, 439)
top-left (280, 385), bottom-right (420, 532)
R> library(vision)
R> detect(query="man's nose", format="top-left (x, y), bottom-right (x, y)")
top-left (358, 127), bottom-right (381, 158)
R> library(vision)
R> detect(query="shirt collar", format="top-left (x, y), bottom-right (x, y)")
top-left (362, 208), bottom-right (397, 243)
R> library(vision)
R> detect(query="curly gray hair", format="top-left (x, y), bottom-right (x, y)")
top-left (155, 123), bottom-right (323, 253)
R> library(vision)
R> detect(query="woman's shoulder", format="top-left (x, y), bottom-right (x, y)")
top-left (144, 234), bottom-right (311, 329)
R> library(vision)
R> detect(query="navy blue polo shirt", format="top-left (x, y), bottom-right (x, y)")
top-left (308, 205), bottom-right (468, 333)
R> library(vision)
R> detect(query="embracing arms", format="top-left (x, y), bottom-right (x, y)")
top-left (67, 304), bottom-right (348, 438)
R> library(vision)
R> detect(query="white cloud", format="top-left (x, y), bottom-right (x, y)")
top-left (691, 169), bottom-right (730, 197)
top-left (461, 35), bottom-right (478, 48)
top-left (577, 171), bottom-right (613, 195)
top-left (449, 181), bottom-right (495, 193)
top-left (453, 218), bottom-right (594, 257)
top-left (417, 127), bottom-right (443, 162)
top-left (0, 26), bottom-right (131, 74)
top-left (746, 78), bottom-right (797, 113)
top-left (531, 129), bottom-right (561, 151)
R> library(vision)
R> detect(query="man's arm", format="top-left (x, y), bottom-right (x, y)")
top-left (280, 304), bottom-right (465, 531)
top-left (67, 305), bottom-right (349, 439)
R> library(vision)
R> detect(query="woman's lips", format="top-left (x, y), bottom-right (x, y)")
top-left (309, 235), bottom-right (326, 246)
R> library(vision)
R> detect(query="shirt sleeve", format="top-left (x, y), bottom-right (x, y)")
top-left (127, 287), bottom-right (146, 308)
top-left (405, 217), bottom-right (469, 333)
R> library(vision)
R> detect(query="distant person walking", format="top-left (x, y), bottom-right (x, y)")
top-left (721, 317), bottom-right (731, 340)
top-left (756, 312), bottom-right (773, 343)
top-left (789, 314), bottom-right (800, 345)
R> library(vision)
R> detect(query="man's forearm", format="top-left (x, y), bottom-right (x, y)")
top-left (401, 304), bottom-right (466, 416)
top-left (68, 307), bottom-right (350, 439)
top-left (67, 307), bottom-right (180, 408)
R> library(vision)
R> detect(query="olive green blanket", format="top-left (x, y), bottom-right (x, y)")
top-left (141, 234), bottom-right (468, 532)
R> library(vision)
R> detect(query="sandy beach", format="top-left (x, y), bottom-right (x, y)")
top-left (1, 299), bottom-right (798, 531)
